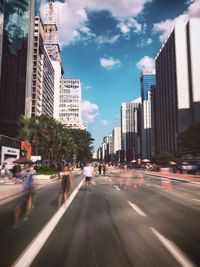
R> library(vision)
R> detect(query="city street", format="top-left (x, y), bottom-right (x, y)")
top-left (0, 169), bottom-right (199, 267)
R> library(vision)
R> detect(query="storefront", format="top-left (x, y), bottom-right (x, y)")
top-left (0, 135), bottom-right (21, 165)
top-left (0, 135), bottom-right (31, 165)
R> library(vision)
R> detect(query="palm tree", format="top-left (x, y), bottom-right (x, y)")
top-left (17, 115), bottom-right (94, 166)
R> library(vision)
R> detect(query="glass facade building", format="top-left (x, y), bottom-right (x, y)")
top-left (140, 70), bottom-right (156, 102)
top-left (0, 0), bottom-right (34, 138)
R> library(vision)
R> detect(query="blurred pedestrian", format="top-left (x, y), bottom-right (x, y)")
top-left (58, 164), bottom-right (73, 208)
top-left (102, 164), bottom-right (106, 176)
top-left (98, 163), bottom-right (102, 176)
top-left (1, 163), bottom-right (10, 178)
top-left (134, 170), bottom-right (144, 188)
top-left (13, 165), bottom-right (36, 227)
top-left (83, 163), bottom-right (94, 192)
top-left (11, 164), bottom-right (22, 183)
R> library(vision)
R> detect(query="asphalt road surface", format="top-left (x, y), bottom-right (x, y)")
top-left (0, 169), bottom-right (199, 267)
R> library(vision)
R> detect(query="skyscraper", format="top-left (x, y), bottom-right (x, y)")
top-left (155, 18), bottom-right (200, 156)
top-left (59, 78), bottom-right (85, 130)
top-left (0, 0), bottom-right (35, 137)
top-left (43, 0), bottom-right (64, 120)
top-left (121, 98), bottom-right (141, 162)
top-left (31, 16), bottom-right (55, 117)
top-left (140, 70), bottom-right (156, 102)
top-left (0, 0), bottom-right (4, 79)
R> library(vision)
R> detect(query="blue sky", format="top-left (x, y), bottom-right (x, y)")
top-left (37, 0), bottom-right (200, 149)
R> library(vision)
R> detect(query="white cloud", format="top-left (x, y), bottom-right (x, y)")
top-left (87, 0), bottom-right (152, 18)
top-left (153, 0), bottom-right (200, 42)
top-left (39, 0), bottom-right (152, 46)
top-left (136, 37), bottom-right (152, 47)
top-left (100, 119), bottom-right (109, 126)
top-left (81, 100), bottom-right (99, 123)
top-left (136, 56), bottom-right (155, 71)
top-left (117, 18), bottom-right (143, 37)
top-left (95, 34), bottom-right (120, 44)
top-left (100, 57), bottom-right (121, 70)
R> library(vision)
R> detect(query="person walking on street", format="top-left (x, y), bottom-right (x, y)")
top-left (58, 164), bottom-right (73, 208)
top-left (102, 164), bottom-right (106, 176)
top-left (13, 165), bottom-right (36, 227)
top-left (98, 163), bottom-right (102, 176)
top-left (83, 163), bottom-right (94, 192)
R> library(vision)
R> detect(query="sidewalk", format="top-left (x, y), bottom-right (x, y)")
top-left (0, 169), bottom-right (82, 205)
top-left (145, 170), bottom-right (200, 183)
top-left (0, 177), bottom-right (58, 205)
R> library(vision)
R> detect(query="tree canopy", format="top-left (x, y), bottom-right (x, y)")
top-left (17, 115), bottom-right (94, 165)
top-left (178, 123), bottom-right (200, 156)
top-left (152, 152), bottom-right (175, 165)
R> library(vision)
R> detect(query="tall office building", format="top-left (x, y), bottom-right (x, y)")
top-left (0, 0), bottom-right (4, 79)
top-left (155, 18), bottom-right (200, 156)
top-left (59, 78), bottom-right (85, 130)
top-left (43, 0), bottom-right (64, 119)
top-left (140, 70), bottom-right (156, 102)
top-left (140, 70), bottom-right (156, 159)
top-left (112, 126), bottom-right (121, 154)
top-left (112, 126), bottom-right (121, 163)
top-left (150, 85), bottom-right (156, 158)
top-left (0, 0), bottom-right (35, 137)
top-left (121, 98), bottom-right (141, 162)
top-left (140, 91), bottom-right (152, 159)
top-left (31, 16), bottom-right (54, 117)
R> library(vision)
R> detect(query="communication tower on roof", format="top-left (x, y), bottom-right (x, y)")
top-left (43, 0), bottom-right (61, 62)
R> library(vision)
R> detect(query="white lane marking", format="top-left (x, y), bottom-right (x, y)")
top-left (193, 198), bottom-right (200, 204)
top-left (145, 183), bottom-right (160, 188)
top-left (150, 227), bottom-right (196, 267)
top-left (153, 185), bottom-right (161, 188)
top-left (114, 186), bottom-right (120, 191)
top-left (127, 201), bottom-right (147, 217)
top-left (12, 179), bottom-right (85, 267)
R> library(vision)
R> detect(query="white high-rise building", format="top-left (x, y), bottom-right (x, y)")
top-left (43, 1), bottom-right (64, 120)
top-left (121, 97), bottom-right (141, 162)
top-left (31, 16), bottom-right (55, 117)
top-left (59, 78), bottom-right (85, 130)
top-left (141, 91), bottom-right (152, 159)
top-left (112, 126), bottom-right (121, 154)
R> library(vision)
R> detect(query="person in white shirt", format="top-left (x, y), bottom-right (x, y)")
top-left (83, 163), bottom-right (94, 191)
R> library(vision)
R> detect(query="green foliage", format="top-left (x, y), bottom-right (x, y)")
top-left (17, 115), bottom-right (94, 165)
top-left (178, 123), bottom-right (200, 156)
top-left (153, 152), bottom-right (175, 164)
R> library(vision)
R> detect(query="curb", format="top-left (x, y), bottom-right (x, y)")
top-left (145, 172), bottom-right (200, 184)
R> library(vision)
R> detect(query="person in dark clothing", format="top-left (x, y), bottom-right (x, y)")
top-left (102, 164), bottom-right (106, 176)
top-left (58, 164), bottom-right (73, 208)
top-left (98, 163), bottom-right (102, 176)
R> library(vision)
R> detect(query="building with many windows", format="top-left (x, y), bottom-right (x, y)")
top-left (121, 98), bottom-right (141, 162)
top-left (112, 126), bottom-right (122, 163)
top-left (0, 0), bottom-right (35, 137)
top-left (0, 0), bottom-right (4, 80)
top-left (139, 69), bottom-right (156, 160)
top-left (59, 78), bottom-right (85, 130)
top-left (140, 70), bottom-right (156, 102)
top-left (155, 18), bottom-right (200, 157)
top-left (31, 16), bottom-right (54, 117)
top-left (43, 0), bottom-right (63, 120)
